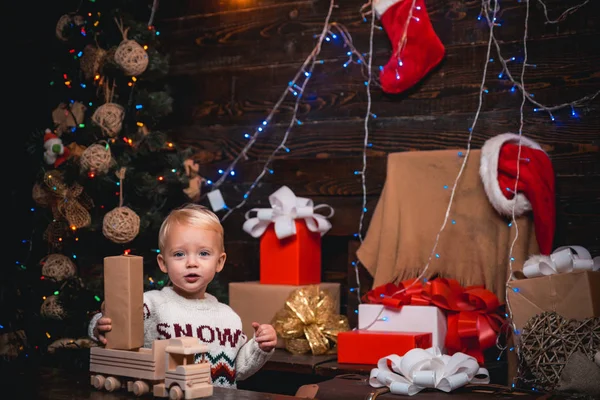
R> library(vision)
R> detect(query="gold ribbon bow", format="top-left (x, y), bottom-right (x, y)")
top-left (272, 285), bottom-right (350, 355)
top-left (40, 170), bottom-right (94, 245)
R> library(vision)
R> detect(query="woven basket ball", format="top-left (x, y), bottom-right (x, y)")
top-left (114, 40), bottom-right (148, 76)
top-left (103, 206), bottom-right (140, 243)
top-left (40, 253), bottom-right (77, 281)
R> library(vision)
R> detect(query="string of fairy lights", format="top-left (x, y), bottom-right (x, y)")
top-left (215, 0), bottom-right (338, 221)
top-left (197, 0), bottom-right (598, 332)
top-left (10, 0), bottom-right (596, 369)
top-left (201, 0), bottom-right (377, 221)
top-left (502, 0), bottom-right (530, 385)
top-left (349, 0), bottom-right (596, 300)
top-left (9, 1), bottom-right (167, 350)
top-left (351, 3), bottom-right (376, 303)
top-left (353, 0), bottom-right (593, 390)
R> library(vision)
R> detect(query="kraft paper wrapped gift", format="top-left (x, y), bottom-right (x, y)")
top-left (358, 304), bottom-right (447, 350)
top-left (507, 270), bottom-right (600, 332)
top-left (229, 281), bottom-right (340, 345)
top-left (103, 255), bottom-right (144, 350)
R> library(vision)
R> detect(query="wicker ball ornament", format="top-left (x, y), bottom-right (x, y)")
top-left (55, 14), bottom-right (71, 41)
top-left (80, 143), bottom-right (112, 174)
top-left (114, 40), bottom-right (149, 76)
top-left (41, 254), bottom-right (77, 281)
top-left (92, 103), bottom-right (124, 138)
top-left (55, 14), bottom-right (84, 41)
top-left (102, 167), bottom-right (140, 243)
top-left (520, 311), bottom-right (600, 390)
top-left (103, 206), bottom-right (140, 244)
top-left (40, 295), bottom-right (65, 320)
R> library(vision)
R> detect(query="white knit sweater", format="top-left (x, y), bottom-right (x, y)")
top-left (89, 287), bottom-right (273, 388)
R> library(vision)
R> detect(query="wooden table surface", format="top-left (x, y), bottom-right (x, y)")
top-left (14, 367), bottom-right (306, 400)
top-left (262, 349), bottom-right (338, 374)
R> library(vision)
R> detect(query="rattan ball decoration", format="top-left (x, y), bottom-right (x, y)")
top-left (41, 254), bottom-right (77, 281)
top-left (114, 39), bottom-right (148, 76)
top-left (520, 311), bottom-right (600, 390)
top-left (80, 143), bottom-right (112, 174)
top-left (55, 14), bottom-right (71, 41)
top-left (92, 103), bottom-right (124, 138)
top-left (80, 45), bottom-right (107, 80)
top-left (103, 206), bottom-right (140, 244)
top-left (40, 295), bottom-right (65, 320)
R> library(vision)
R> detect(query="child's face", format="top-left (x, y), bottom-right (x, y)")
top-left (157, 222), bottom-right (226, 299)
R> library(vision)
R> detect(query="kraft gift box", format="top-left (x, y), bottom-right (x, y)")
top-left (507, 271), bottom-right (600, 332)
top-left (229, 281), bottom-right (340, 345)
top-left (358, 304), bottom-right (447, 350)
top-left (103, 255), bottom-right (144, 350)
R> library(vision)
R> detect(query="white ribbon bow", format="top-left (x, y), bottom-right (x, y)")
top-left (369, 347), bottom-right (490, 396)
top-left (522, 245), bottom-right (600, 279)
top-left (242, 186), bottom-right (334, 240)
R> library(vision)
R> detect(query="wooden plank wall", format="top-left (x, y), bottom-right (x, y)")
top-left (157, 0), bottom-right (600, 326)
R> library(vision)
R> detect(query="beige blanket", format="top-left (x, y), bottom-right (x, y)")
top-left (356, 149), bottom-right (539, 303)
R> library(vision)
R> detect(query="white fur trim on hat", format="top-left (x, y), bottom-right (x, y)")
top-left (479, 133), bottom-right (544, 216)
top-left (374, 0), bottom-right (402, 18)
top-left (44, 149), bottom-right (58, 164)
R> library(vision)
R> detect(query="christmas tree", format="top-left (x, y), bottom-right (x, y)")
top-left (3, 0), bottom-right (216, 367)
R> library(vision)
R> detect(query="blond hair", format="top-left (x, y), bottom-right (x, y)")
top-left (158, 204), bottom-right (224, 252)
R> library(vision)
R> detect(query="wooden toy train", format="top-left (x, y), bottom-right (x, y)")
top-left (89, 255), bottom-right (213, 399)
top-left (90, 337), bottom-right (212, 399)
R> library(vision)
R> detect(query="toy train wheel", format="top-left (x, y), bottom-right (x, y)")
top-left (169, 385), bottom-right (183, 400)
top-left (91, 374), bottom-right (105, 390)
top-left (132, 380), bottom-right (150, 396)
top-left (105, 376), bottom-right (121, 392)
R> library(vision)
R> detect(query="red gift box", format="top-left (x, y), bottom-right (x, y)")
top-left (337, 331), bottom-right (432, 365)
top-left (260, 220), bottom-right (321, 285)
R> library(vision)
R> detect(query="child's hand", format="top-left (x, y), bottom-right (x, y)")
top-left (92, 303), bottom-right (112, 345)
top-left (252, 322), bottom-right (277, 353)
top-left (94, 316), bottom-right (113, 345)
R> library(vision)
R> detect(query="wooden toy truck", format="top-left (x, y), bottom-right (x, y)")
top-left (90, 336), bottom-right (213, 399)
top-left (89, 256), bottom-right (213, 399)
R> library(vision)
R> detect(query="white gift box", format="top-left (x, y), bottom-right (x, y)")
top-left (358, 304), bottom-right (447, 350)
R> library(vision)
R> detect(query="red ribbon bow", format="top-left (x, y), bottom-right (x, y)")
top-left (362, 278), bottom-right (504, 364)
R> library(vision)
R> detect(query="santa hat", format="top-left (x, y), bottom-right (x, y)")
top-left (479, 133), bottom-right (556, 255)
top-left (44, 130), bottom-right (62, 149)
top-left (43, 129), bottom-right (69, 167)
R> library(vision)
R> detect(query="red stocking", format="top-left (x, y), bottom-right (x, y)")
top-left (375, 0), bottom-right (445, 94)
